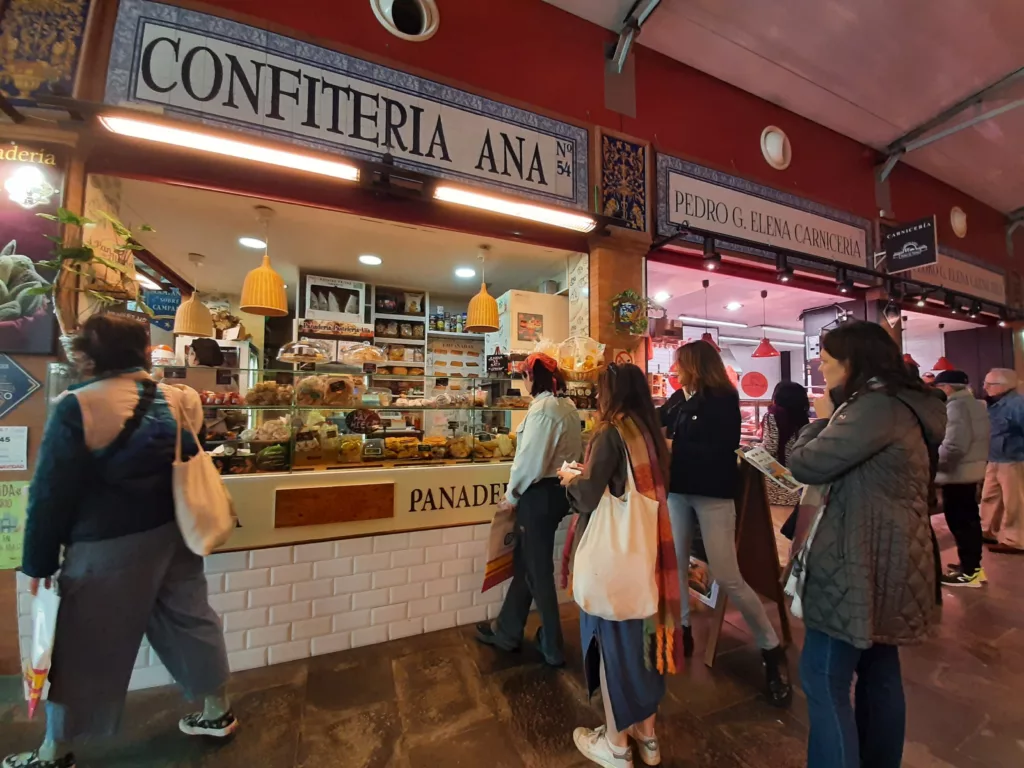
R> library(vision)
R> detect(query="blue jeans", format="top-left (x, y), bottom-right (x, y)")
top-left (799, 630), bottom-right (905, 768)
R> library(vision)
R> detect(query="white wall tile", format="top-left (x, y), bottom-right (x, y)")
top-left (270, 601), bottom-right (312, 625)
top-left (205, 574), bottom-right (225, 595)
top-left (208, 591), bottom-right (247, 614)
top-left (474, 557), bottom-right (488, 571)
top-left (474, 524), bottom-right (491, 541)
top-left (269, 640), bottom-right (310, 665)
top-left (148, 647), bottom-right (163, 667)
top-left (352, 589), bottom-right (389, 610)
top-left (354, 553), bottom-right (391, 573)
top-left (408, 563), bottom-right (442, 582)
top-left (373, 533), bottom-right (410, 552)
top-left (334, 573), bottom-right (373, 594)
top-left (408, 596), bottom-right (441, 618)
top-left (457, 574), bottom-right (484, 593)
top-left (424, 612), bottom-right (457, 632)
top-left (425, 544), bottom-right (458, 562)
top-left (204, 551), bottom-right (248, 573)
top-left (225, 568), bottom-right (269, 592)
top-left (250, 547), bottom-right (293, 568)
top-left (222, 607), bottom-right (269, 633)
top-left (473, 588), bottom-right (502, 606)
top-left (389, 582), bottom-right (424, 604)
top-left (371, 604), bottom-right (407, 625)
top-left (456, 606), bottom-right (487, 625)
top-left (390, 548), bottom-right (425, 568)
top-left (409, 530), bottom-right (444, 547)
top-left (248, 585), bottom-right (293, 608)
top-left (292, 580), bottom-right (333, 601)
top-left (425, 577), bottom-right (457, 597)
top-left (351, 626), bottom-right (389, 648)
top-left (228, 648), bottom-right (267, 672)
top-left (457, 541), bottom-right (487, 559)
top-left (389, 617), bottom-right (423, 640)
top-left (224, 630), bottom-right (246, 652)
top-left (333, 610), bottom-right (371, 632)
top-left (312, 632), bottom-right (351, 656)
top-left (313, 594), bottom-right (352, 617)
top-left (335, 538), bottom-right (373, 558)
top-left (313, 558), bottom-right (353, 579)
top-left (291, 616), bottom-right (332, 640)
top-left (129, 665), bottom-right (172, 691)
top-left (487, 602), bottom-right (502, 620)
top-left (442, 592), bottom-right (472, 612)
top-left (294, 541), bottom-right (335, 562)
top-left (135, 646), bottom-right (150, 669)
top-left (270, 563), bottom-right (314, 585)
top-left (442, 527), bottom-right (475, 544)
top-left (442, 558), bottom-right (474, 577)
top-left (372, 567), bottom-right (408, 589)
top-left (247, 624), bottom-right (289, 649)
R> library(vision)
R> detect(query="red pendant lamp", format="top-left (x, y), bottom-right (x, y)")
top-left (751, 290), bottom-right (780, 358)
top-left (933, 323), bottom-right (954, 371)
top-left (700, 279), bottom-right (720, 351)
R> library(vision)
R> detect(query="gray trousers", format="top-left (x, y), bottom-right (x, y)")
top-left (668, 493), bottom-right (780, 650)
top-left (47, 522), bottom-right (230, 741)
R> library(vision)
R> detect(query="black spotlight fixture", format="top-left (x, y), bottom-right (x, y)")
top-left (914, 293), bottom-right (927, 308)
top-left (703, 237), bottom-right (721, 271)
top-left (835, 268), bottom-right (853, 294)
top-left (968, 301), bottom-right (982, 319)
top-left (775, 253), bottom-right (793, 283)
top-left (944, 291), bottom-right (958, 311)
top-left (886, 280), bottom-right (904, 301)
top-left (999, 310), bottom-right (1009, 328)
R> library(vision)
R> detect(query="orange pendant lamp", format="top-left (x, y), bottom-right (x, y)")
top-left (751, 290), bottom-right (780, 358)
top-left (932, 322), bottom-right (954, 371)
top-left (173, 253), bottom-right (214, 337)
top-left (240, 206), bottom-right (288, 317)
top-left (466, 244), bottom-right (499, 334)
top-left (700, 279), bottom-right (720, 351)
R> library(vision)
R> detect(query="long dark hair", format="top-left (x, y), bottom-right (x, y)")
top-left (675, 340), bottom-right (736, 394)
top-left (821, 321), bottom-right (926, 401)
top-left (768, 381), bottom-right (810, 464)
top-left (597, 363), bottom-right (670, 475)
top-left (72, 314), bottom-right (149, 375)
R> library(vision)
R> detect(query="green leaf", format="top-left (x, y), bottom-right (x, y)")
top-left (90, 255), bottom-right (131, 275)
top-left (57, 246), bottom-right (94, 262)
top-left (57, 208), bottom-right (92, 227)
top-left (97, 211), bottom-right (132, 238)
top-left (36, 213), bottom-right (58, 222)
top-left (43, 234), bottom-right (63, 244)
top-left (114, 242), bottom-right (146, 252)
top-left (86, 290), bottom-right (118, 305)
top-left (23, 284), bottom-right (52, 297)
top-left (136, 301), bottom-right (155, 317)
top-left (139, 224), bottom-right (155, 233)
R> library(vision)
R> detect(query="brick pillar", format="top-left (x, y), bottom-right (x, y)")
top-left (588, 234), bottom-right (648, 370)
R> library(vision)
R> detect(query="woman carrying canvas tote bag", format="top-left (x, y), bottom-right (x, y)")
top-left (558, 363), bottom-right (683, 768)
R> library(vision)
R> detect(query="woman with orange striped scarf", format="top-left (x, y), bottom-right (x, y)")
top-left (559, 363), bottom-right (682, 768)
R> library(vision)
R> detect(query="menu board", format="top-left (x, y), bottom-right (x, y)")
top-left (427, 336), bottom-right (485, 381)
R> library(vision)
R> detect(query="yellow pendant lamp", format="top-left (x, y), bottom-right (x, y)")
top-left (173, 253), bottom-right (214, 337)
top-left (240, 206), bottom-right (288, 317)
top-left (466, 244), bottom-right (500, 334)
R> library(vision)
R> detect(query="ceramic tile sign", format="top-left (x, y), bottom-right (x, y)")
top-left (144, 287), bottom-right (181, 331)
top-left (105, 0), bottom-right (588, 211)
top-left (0, 481), bottom-right (27, 570)
top-left (0, 426), bottom-right (27, 471)
top-left (0, 354), bottom-right (39, 419)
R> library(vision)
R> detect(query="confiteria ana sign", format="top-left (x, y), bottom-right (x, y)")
top-left (657, 156), bottom-right (869, 267)
top-left (105, 0), bottom-right (588, 209)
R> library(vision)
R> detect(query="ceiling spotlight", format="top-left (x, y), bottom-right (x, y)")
top-left (968, 301), bottom-right (981, 319)
top-left (724, 301), bottom-right (743, 311)
top-left (944, 291), bottom-right (958, 310)
top-left (455, 267), bottom-right (477, 279)
top-left (775, 253), bottom-right (793, 283)
top-left (359, 254), bottom-right (383, 266)
top-left (999, 312), bottom-right (1009, 328)
top-left (654, 291), bottom-right (671, 303)
top-left (835, 268), bottom-right (853, 294)
top-left (915, 296), bottom-right (927, 308)
top-left (703, 237), bottom-right (721, 271)
top-left (239, 236), bottom-right (266, 249)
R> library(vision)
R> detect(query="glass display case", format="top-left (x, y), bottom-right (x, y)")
top-left (740, 400), bottom-right (770, 445)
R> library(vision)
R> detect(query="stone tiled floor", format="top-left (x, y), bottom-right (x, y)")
top-left (2, 520), bottom-right (1023, 767)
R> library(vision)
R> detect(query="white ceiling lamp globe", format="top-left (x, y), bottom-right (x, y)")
top-left (951, 207), bottom-right (968, 238)
top-left (761, 126), bottom-right (791, 170)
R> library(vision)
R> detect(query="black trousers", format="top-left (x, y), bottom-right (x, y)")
top-left (494, 479), bottom-right (569, 661)
top-left (941, 483), bottom-right (983, 573)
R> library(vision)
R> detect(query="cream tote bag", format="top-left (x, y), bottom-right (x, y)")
top-left (572, 450), bottom-right (660, 621)
top-left (172, 397), bottom-right (236, 555)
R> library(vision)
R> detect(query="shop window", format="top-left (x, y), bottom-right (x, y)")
top-left (371, 0), bottom-right (440, 42)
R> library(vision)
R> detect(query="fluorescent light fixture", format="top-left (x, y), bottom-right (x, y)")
top-left (359, 254), bottom-right (383, 266)
top-left (678, 315), bottom-right (747, 328)
top-left (100, 115), bottom-right (360, 182)
top-left (455, 267), bottom-right (477, 279)
top-left (724, 302), bottom-right (743, 311)
top-left (135, 272), bottom-right (163, 291)
top-left (720, 335), bottom-right (805, 349)
top-left (433, 185), bottom-right (597, 233)
top-left (760, 325), bottom-right (805, 336)
top-left (654, 291), bottom-right (671, 303)
top-left (239, 236), bottom-right (266, 249)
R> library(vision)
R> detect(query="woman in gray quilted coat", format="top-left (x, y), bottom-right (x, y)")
top-left (788, 321), bottom-right (945, 768)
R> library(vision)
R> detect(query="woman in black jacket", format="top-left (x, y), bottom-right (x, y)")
top-left (662, 340), bottom-right (792, 707)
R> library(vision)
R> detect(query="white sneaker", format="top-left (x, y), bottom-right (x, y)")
top-left (572, 725), bottom-right (633, 767)
top-left (626, 725), bottom-right (662, 766)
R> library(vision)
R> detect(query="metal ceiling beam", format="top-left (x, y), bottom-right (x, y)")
top-left (878, 66), bottom-right (1024, 182)
top-left (609, 0), bottom-right (662, 74)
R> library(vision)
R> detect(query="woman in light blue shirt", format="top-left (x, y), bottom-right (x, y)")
top-left (475, 353), bottom-right (582, 666)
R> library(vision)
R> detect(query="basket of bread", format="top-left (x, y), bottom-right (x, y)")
top-left (557, 336), bottom-right (606, 382)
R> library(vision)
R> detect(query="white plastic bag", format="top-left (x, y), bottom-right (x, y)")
top-left (25, 582), bottom-right (59, 718)
top-left (172, 399), bottom-right (236, 556)
top-left (572, 457), bottom-right (660, 621)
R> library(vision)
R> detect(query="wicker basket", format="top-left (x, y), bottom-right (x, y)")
top-left (561, 367), bottom-right (602, 382)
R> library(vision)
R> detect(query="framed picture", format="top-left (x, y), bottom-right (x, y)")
top-left (517, 312), bottom-right (544, 343)
top-left (304, 275), bottom-right (365, 323)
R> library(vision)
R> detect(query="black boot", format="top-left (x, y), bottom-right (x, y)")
top-left (682, 625), bottom-right (694, 658)
top-left (762, 645), bottom-right (793, 708)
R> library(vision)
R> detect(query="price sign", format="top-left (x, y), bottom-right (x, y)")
top-left (0, 481), bottom-right (27, 570)
top-left (0, 426), bottom-right (27, 471)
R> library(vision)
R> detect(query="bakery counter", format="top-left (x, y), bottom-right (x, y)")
top-left (219, 460), bottom-right (512, 551)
